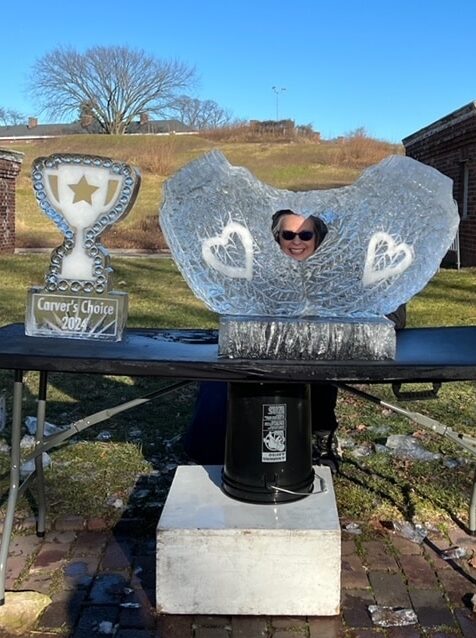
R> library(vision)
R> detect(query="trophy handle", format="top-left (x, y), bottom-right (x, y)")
top-left (45, 174), bottom-right (63, 210)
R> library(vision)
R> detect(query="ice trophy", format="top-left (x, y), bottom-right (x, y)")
top-left (160, 151), bottom-right (459, 360)
top-left (25, 154), bottom-right (141, 341)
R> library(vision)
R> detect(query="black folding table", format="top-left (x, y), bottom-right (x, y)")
top-left (0, 322), bottom-right (475, 603)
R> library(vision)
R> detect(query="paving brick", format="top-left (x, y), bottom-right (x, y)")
top-left (399, 554), bottom-right (439, 589)
top-left (368, 571), bottom-right (411, 608)
top-left (71, 604), bottom-right (119, 638)
top-left (437, 569), bottom-right (474, 606)
top-left (51, 587), bottom-right (88, 604)
top-left (386, 628), bottom-right (422, 638)
top-left (341, 589), bottom-right (375, 627)
top-left (135, 537), bottom-right (156, 557)
top-left (118, 587), bottom-right (157, 629)
top-left (62, 556), bottom-right (100, 590)
top-left (194, 628), bottom-right (230, 638)
top-left (8, 533), bottom-right (42, 557)
top-left (131, 555), bottom-right (156, 589)
top-left (390, 535), bottom-right (424, 556)
top-left (143, 588), bottom-right (155, 607)
top-left (5, 554), bottom-right (30, 587)
top-left (346, 631), bottom-right (384, 638)
top-left (114, 518), bottom-right (148, 536)
top-left (342, 540), bottom-right (358, 556)
top-left (72, 530), bottom-right (110, 556)
top-left (37, 601), bottom-right (71, 629)
top-left (55, 515), bottom-right (86, 532)
top-left (44, 530), bottom-right (77, 544)
top-left (408, 589), bottom-right (455, 627)
top-left (271, 616), bottom-right (308, 629)
top-left (231, 616), bottom-right (268, 637)
top-left (18, 571), bottom-right (54, 594)
top-left (423, 541), bottom-right (454, 571)
top-left (31, 543), bottom-right (70, 571)
top-left (87, 517), bottom-right (109, 531)
top-left (362, 540), bottom-right (399, 571)
top-left (101, 539), bottom-right (133, 570)
top-left (342, 555), bottom-right (370, 589)
top-left (195, 615), bottom-right (231, 627)
top-left (116, 631), bottom-right (155, 638)
top-left (447, 525), bottom-right (476, 549)
top-left (88, 572), bottom-right (128, 604)
top-left (156, 614), bottom-right (194, 637)
top-left (455, 607), bottom-right (476, 638)
top-left (193, 616), bottom-right (231, 638)
top-left (6, 534), bottom-right (42, 585)
top-left (37, 590), bottom-right (86, 630)
top-left (308, 615), bottom-right (345, 638)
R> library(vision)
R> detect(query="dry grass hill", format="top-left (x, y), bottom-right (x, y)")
top-left (5, 126), bottom-right (402, 250)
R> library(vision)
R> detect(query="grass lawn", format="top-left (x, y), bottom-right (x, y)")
top-left (0, 253), bottom-right (474, 532)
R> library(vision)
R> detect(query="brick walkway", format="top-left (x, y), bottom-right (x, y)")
top-left (1, 516), bottom-right (474, 637)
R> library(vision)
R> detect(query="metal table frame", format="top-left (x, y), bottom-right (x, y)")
top-left (0, 323), bottom-right (475, 604)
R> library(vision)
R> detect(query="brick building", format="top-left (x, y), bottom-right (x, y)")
top-left (402, 101), bottom-right (476, 266)
top-left (0, 149), bottom-right (23, 253)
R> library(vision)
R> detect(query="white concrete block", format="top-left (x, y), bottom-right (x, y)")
top-left (156, 465), bottom-right (341, 616)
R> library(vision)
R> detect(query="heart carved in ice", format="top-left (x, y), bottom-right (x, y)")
top-left (202, 221), bottom-right (253, 280)
top-left (362, 232), bottom-right (414, 287)
top-left (160, 151), bottom-right (459, 318)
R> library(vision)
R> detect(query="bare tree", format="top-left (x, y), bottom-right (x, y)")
top-left (0, 107), bottom-right (26, 126)
top-left (170, 96), bottom-right (237, 130)
top-left (28, 46), bottom-right (196, 134)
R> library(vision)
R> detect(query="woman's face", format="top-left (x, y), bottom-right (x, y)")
top-left (278, 214), bottom-right (317, 261)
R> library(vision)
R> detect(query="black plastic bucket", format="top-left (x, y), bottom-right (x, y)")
top-left (222, 382), bottom-right (314, 503)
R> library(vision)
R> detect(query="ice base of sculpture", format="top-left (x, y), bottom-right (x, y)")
top-left (25, 288), bottom-right (128, 342)
top-left (218, 316), bottom-right (396, 360)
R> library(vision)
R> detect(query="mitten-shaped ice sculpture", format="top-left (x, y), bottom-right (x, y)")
top-left (160, 151), bottom-right (459, 359)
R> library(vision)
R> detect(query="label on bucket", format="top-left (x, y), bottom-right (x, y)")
top-left (262, 404), bottom-right (287, 462)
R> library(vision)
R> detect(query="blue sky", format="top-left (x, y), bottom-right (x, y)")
top-left (1, 0), bottom-right (474, 142)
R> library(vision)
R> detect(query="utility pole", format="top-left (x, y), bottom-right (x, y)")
top-left (272, 86), bottom-right (286, 120)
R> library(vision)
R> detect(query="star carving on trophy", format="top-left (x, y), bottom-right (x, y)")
top-left (68, 175), bottom-right (99, 204)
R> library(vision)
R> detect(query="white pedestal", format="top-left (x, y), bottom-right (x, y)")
top-left (156, 465), bottom-right (341, 616)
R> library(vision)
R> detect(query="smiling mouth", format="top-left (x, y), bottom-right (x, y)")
top-left (286, 246), bottom-right (310, 259)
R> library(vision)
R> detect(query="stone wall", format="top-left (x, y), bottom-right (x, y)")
top-left (403, 103), bottom-right (476, 267)
top-left (0, 149), bottom-right (23, 253)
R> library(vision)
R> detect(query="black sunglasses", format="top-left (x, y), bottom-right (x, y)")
top-left (280, 230), bottom-right (315, 241)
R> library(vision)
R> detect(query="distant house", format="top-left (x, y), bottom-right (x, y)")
top-left (403, 102), bottom-right (476, 267)
top-left (0, 116), bottom-right (192, 141)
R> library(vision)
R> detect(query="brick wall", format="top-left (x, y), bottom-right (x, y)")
top-left (403, 104), bottom-right (476, 267)
top-left (0, 149), bottom-right (23, 253)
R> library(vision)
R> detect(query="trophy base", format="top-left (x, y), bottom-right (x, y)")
top-left (25, 288), bottom-right (128, 342)
top-left (218, 315), bottom-right (396, 360)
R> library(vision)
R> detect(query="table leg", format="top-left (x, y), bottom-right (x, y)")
top-left (470, 468), bottom-right (476, 536)
top-left (34, 371), bottom-right (48, 538)
top-left (0, 370), bottom-right (23, 605)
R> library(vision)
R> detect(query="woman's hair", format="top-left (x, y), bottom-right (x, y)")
top-left (271, 209), bottom-right (328, 246)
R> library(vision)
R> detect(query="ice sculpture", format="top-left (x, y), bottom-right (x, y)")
top-left (25, 153), bottom-right (141, 341)
top-left (160, 151), bottom-right (459, 359)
